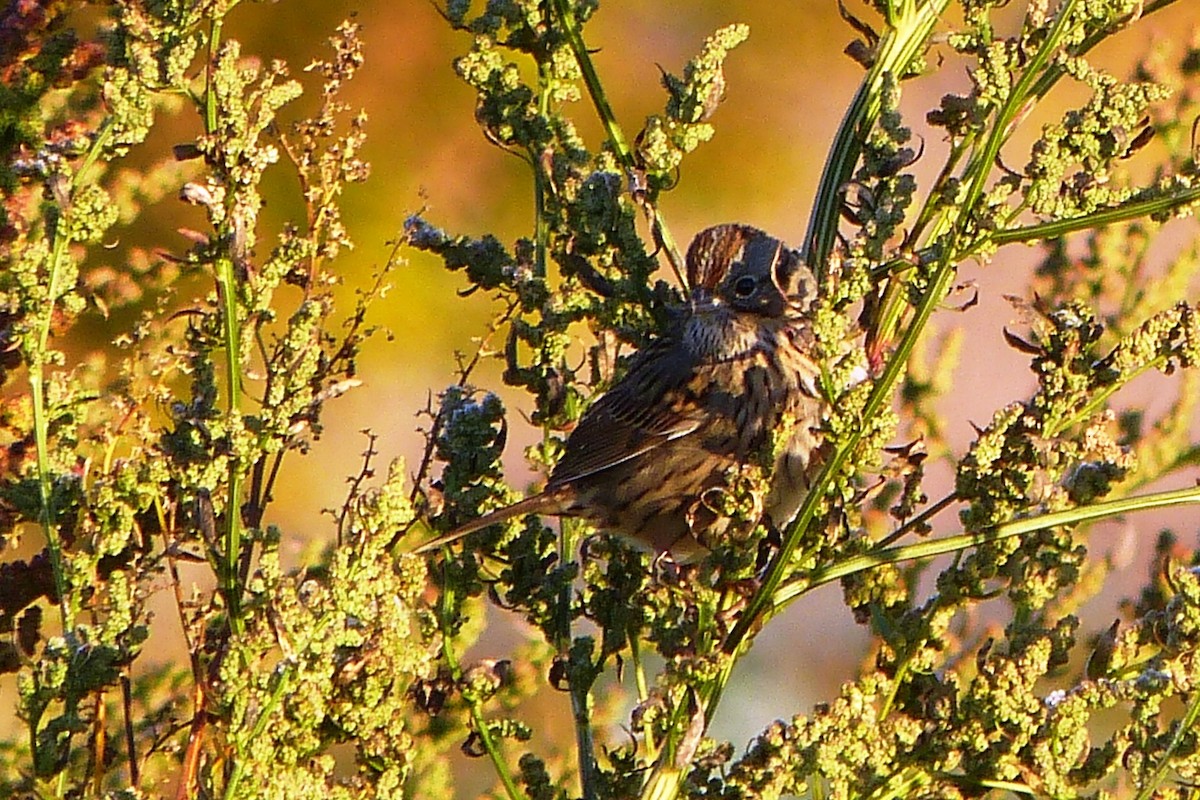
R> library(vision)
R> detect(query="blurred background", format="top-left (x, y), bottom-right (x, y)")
top-left (9, 0), bottom-right (1200, 772)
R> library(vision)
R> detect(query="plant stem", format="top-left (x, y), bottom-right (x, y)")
top-left (203, 15), bottom-right (247, 633)
top-left (728, 0), bottom-right (953, 659)
top-left (551, 0), bottom-right (686, 285)
top-left (803, 0), bottom-right (949, 278)
top-left (214, 254), bottom-right (245, 631)
top-left (569, 678), bottom-right (599, 800)
top-left (550, 0), bottom-right (632, 167)
top-left (222, 658), bottom-right (294, 799)
top-left (1133, 674), bottom-right (1200, 800)
top-left (628, 636), bottom-right (657, 754)
top-left (554, 519), bottom-right (599, 798)
top-left (30, 118), bottom-right (116, 631)
top-left (528, 32), bottom-right (601, 790)
top-left (1024, 0), bottom-right (1183, 104)
top-left (876, 491), bottom-right (958, 548)
top-left (773, 482), bottom-right (1200, 608)
top-left (206, 17), bottom-right (223, 134)
top-left (30, 287), bottom-right (69, 629)
top-left (533, 60), bottom-right (552, 280)
top-left (989, 185), bottom-right (1200, 246)
top-left (440, 576), bottom-right (529, 800)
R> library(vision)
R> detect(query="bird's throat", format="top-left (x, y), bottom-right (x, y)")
top-left (684, 310), bottom-right (769, 362)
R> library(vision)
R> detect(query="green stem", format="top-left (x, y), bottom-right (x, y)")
top-left (951, 0), bottom-right (1082, 236)
top-left (870, 765), bottom-right (931, 800)
top-left (550, 0), bottom-right (632, 168)
top-left (222, 553), bottom-right (380, 798)
top-left (530, 32), bottom-right (600, 788)
top-left (569, 676), bottom-right (599, 800)
top-left (803, 0), bottom-right (950, 277)
top-left (641, 763), bottom-right (684, 800)
top-left (206, 17), bottom-right (223, 133)
top-left (628, 636), bottom-right (657, 754)
top-left (1024, 0), bottom-right (1182, 103)
top-left (533, 61), bottom-right (552, 280)
top-left (1047, 349), bottom-right (1176, 440)
top-left (967, 778), bottom-right (1035, 795)
top-left (876, 491), bottom-right (958, 549)
top-left (773, 482), bottom-right (1200, 608)
top-left (729, 0), bottom-right (959, 659)
top-left (221, 503), bottom-right (409, 800)
top-left (202, 14), bottom-right (246, 633)
top-left (989, 185), bottom-right (1200, 246)
top-left (30, 119), bottom-right (116, 631)
top-left (554, 519), bottom-right (598, 798)
top-left (214, 255), bottom-right (245, 631)
top-left (1133, 674), bottom-right (1200, 800)
top-left (30, 268), bottom-right (70, 630)
top-left (24, 113), bottom-right (116, 792)
top-left (532, 158), bottom-right (549, 280)
top-left (440, 576), bottom-right (528, 800)
top-left (550, 0), bottom-right (685, 285)
top-left (222, 659), bottom-right (295, 799)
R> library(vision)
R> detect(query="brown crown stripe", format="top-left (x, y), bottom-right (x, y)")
top-left (686, 224), bottom-right (767, 290)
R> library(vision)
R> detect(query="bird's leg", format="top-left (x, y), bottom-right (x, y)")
top-left (754, 513), bottom-right (783, 581)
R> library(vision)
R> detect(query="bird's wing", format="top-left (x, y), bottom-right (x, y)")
top-left (547, 341), bottom-right (706, 487)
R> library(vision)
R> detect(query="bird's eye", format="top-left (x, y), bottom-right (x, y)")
top-left (733, 276), bottom-right (757, 298)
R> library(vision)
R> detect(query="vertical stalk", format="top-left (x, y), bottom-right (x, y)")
top-left (203, 16), bottom-right (246, 631)
top-left (531, 26), bottom-right (599, 794)
top-left (29, 250), bottom-right (71, 629)
top-left (803, 0), bottom-right (949, 277)
top-left (438, 577), bottom-right (528, 800)
top-left (628, 636), bottom-right (656, 753)
top-left (214, 254), bottom-right (245, 630)
top-left (1132, 650), bottom-right (1200, 800)
top-left (25, 112), bottom-right (116, 798)
top-left (733, 0), bottom-right (1084, 656)
top-left (554, 518), bottom-right (599, 798)
top-left (551, 0), bottom-right (632, 167)
top-left (29, 121), bottom-right (114, 631)
top-left (568, 672), bottom-right (599, 800)
top-left (206, 18), bottom-right (223, 134)
top-left (533, 60), bottom-right (551, 281)
top-left (551, 0), bottom-right (686, 287)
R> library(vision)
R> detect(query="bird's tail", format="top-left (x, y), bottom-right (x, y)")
top-left (410, 491), bottom-right (559, 555)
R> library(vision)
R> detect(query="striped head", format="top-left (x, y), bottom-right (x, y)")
top-left (685, 224), bottom-right (816, 319)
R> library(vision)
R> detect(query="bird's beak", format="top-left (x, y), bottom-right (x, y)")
top-left (690, 287), bottom-right (720, 315)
